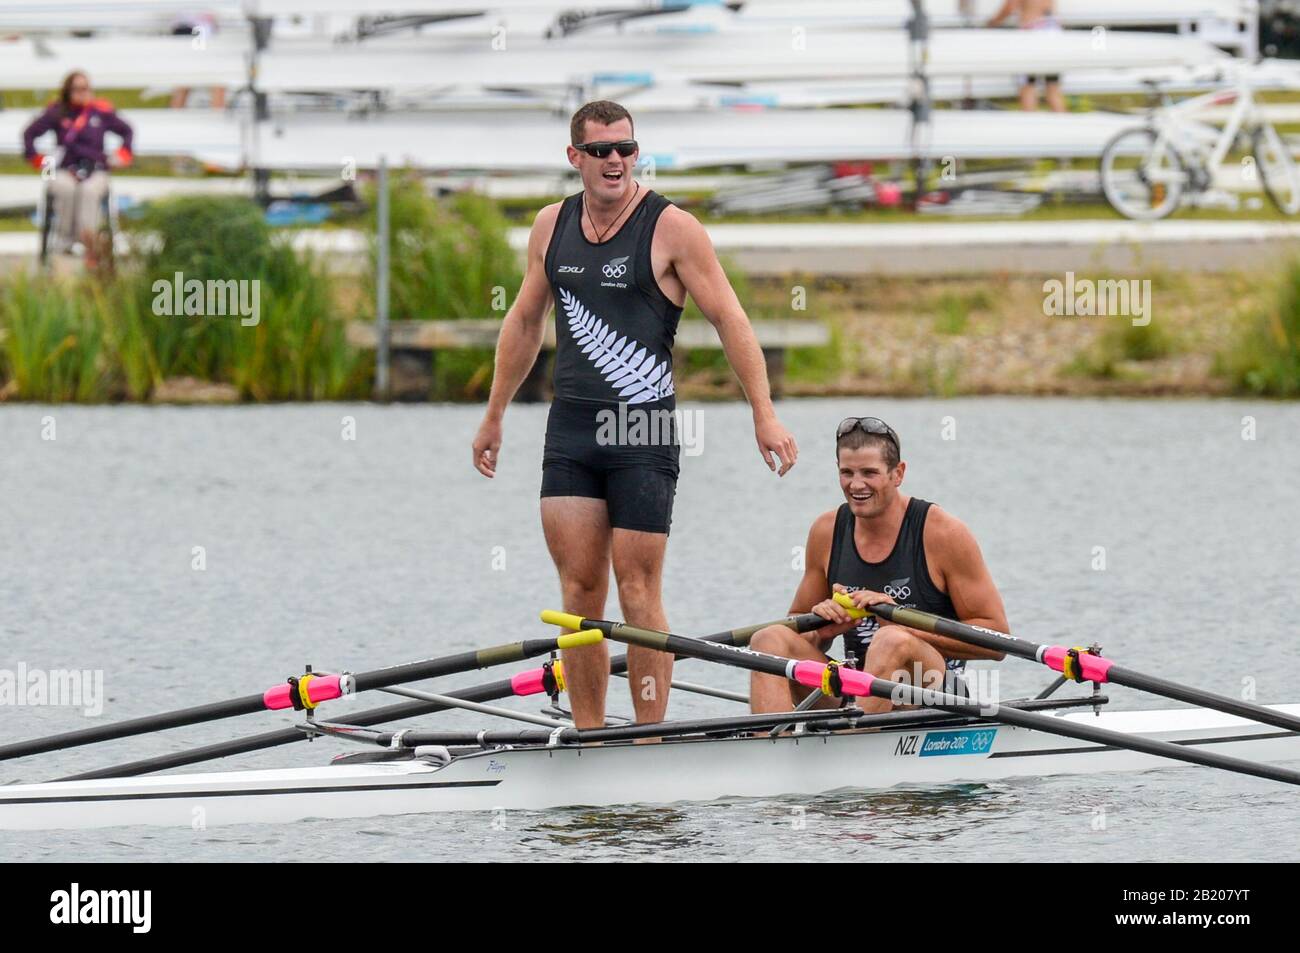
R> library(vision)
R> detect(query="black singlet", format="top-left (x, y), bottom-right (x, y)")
top-left (539, 188), bottom-right (683, 533)
top-left (826, 498), bottom-right (965, 674)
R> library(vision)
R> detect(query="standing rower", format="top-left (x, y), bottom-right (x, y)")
top-left (473, 101), bottom-right (797, 728)
top-left (750, 417), bottom-right (1007, 714)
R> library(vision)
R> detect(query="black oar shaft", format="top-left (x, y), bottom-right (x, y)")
top-left (53, 682), bottom-right (521, 781)
top-left (561, 611), bottom-right (1300, 789)
top-left (348, 635), bottom-right (591, 692)
top-left (51, 615), bottom-right (820, 781)
top-left (864, 601), bottom-right (1300, 735)
top-left (878, 682), bottom-right (1300, 788)
top-left (1106, 664), bottom-right (1300, 731)
top-left (0, 633), bottom-right (596, 763)
top-left (0, 694), bottom-right (267, 763)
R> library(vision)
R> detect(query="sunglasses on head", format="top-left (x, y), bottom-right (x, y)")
top-left (575, 139), bottom-right (638, 159)
top-left (836, 417), bottom-right (901, 454)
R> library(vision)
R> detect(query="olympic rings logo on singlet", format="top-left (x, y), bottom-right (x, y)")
top-left (602, 256), bottom-right (629, 278)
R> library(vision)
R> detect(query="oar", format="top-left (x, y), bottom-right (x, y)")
top-left (831, 593), bottom-right (1300, 735)
top-left (0, 630), bottom-right (603, 763)
top-left (542, 610), bottom-right (1300, 788)
top-left (50, 613), bottom-right (824, 780)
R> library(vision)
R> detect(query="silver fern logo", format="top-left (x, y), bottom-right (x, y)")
top-left (560, 288), bottom-right (674, 404)
top-left (602, 256), bottom-right (629, 278)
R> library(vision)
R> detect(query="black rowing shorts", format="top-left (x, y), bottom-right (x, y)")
top-left (541, 397), bottom-right (680, 535)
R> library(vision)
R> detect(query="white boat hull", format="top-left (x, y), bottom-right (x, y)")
top-left (3, 704), bottom-right (1298, 830)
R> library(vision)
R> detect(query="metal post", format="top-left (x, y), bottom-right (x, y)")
top-left (907, 0), bottom-right (933, 202)
top-left (375, 155), bottom-right (391, 400)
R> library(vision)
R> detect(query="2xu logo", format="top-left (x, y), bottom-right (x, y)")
top-left (603, 256), bottom-right (629, 278)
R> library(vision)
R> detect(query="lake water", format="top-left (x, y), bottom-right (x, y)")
top-left (2, 398), bottom-right (1298, 861)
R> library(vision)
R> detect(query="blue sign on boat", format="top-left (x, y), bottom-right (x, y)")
top-left (918, 728), bottom-right (998, 757)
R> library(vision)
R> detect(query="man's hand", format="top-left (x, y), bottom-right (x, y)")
top-left (831, 583), bottom-right (897, 616)
top-left (802, 583), bottom-right (884, 639)
top-left (805, 609), bottom-right (859, 641)
top-left (472, 416), bottom-right (502, 478)
top-left (755, 415), bottom-right (798, 476)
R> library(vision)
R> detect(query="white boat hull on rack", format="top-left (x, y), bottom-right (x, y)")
top-left (4, 703), bottom-right (1298, 831)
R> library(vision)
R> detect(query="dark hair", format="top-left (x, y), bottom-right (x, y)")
top-left (59, 71), bottom-right (89, 114)
top-left (570, 101), bottom-right (633, 146)
top-left (836, 429), bottom-right (900, 470)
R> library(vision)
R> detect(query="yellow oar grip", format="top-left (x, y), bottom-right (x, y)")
top-left (541, 609), bottom-right (587, 631)
top-left (832, 592), bottom-right (870, 619)
top-left (556, 629), bottom-right (603, 649)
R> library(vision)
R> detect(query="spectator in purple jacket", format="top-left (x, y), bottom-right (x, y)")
top-left (23, 71), bottom-right (134, 260)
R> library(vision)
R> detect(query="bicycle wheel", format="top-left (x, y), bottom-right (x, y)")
top-left (1100, 127), bottom-right (1185, 220)
top-left (1252, 125), bottom-right (1300, 215)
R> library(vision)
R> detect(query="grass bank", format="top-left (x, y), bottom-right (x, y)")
top-left (2, 189), bottom-right (1298, 401)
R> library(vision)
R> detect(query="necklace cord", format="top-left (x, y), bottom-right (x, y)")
top-left (583, 181), bottom-right (640, 243)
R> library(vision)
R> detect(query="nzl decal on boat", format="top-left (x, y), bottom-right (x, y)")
top-left (894, 728), bottom-right (998, 757)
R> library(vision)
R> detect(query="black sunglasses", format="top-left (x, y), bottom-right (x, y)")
top-left (575, 139), bottom-right (638, 159)
top-left (836, 417), bottom-right (901, 454)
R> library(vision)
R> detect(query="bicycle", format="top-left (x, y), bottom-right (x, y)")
top-left (1099, 63), bottom-right (1300, 220)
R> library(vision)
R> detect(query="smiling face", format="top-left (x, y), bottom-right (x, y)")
top-left (567, 117), bottom-right (638, 204)
top-left (837, 443), bottom-right (904, 520)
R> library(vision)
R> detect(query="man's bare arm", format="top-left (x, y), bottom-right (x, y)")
top-left (484, 205), bottom-right (557, 419)
top-left (472, 204), bottom-right (558, 476)
top-left (917, 511), bottom-right (1009, 661)
top-left (664, 209), bottom-right (798, 474)
top-left (787, 512), bottom-right (856, 649)
top-left (667, 211), bottom-right (772, 415)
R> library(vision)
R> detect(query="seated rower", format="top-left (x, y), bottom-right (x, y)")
top-left (750, 416), bottom-right (1008, 714)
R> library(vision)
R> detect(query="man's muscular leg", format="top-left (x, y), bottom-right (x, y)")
top-left (857, 625), bottom-right (948, 715)
top-left (749, 625), bottom-right (838, 714)
top-left (542, 497), bottom-right (611, 729)
top-left (611, 527), bottom-right (671, 723)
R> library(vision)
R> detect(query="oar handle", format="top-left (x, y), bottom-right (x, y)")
top-left (542, 610), bottom-right (586, 631)
top-left (555, 629), bottom-right (603, 648)
top-left (832, 592), bottom-right (872, 618)
top-left (832, 593), bottom-right (1117, 682)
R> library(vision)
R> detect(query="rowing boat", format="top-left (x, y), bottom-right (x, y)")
top-left (5, 604), bottom-right (1300, 832)
top-left (4, 698), bottom-right (1298, 831)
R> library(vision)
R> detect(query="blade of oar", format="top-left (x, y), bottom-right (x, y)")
top-left (52, 614), bottom-right (823, 781)
top-left (0, 630), bottom-right (603, 764)
top-left (543, 610), bottom-right (1300, 789)
top-left (831, 593), bottom-right (1300, 736)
